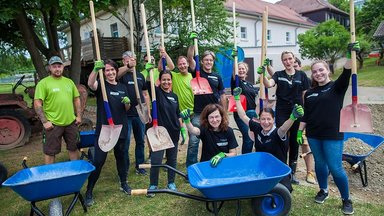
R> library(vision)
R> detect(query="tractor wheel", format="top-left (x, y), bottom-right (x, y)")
top-left (0, 162), bottom-right (7, 187)
top-left (0, 110), bottom-right (31, 150)
top-left (251, 183), bottom-right (292, 216)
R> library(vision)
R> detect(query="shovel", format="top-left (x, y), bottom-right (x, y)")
top-left (190, 0), bottom-right (213, 95)
top-left (228, 3), bottom-right (246, 112)
top-left (89, 0), bottom-right (122, 152)
top-left (339, 1), bottom-right (373, 133)
top-left (128, 0), bottom-right (149, 124)
top-left (141, 4), bottom-right (174, 152)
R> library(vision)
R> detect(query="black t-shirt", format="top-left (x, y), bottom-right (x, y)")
top-left (231, 78), bottom-right (259, 111)
top-left (249, 120), bottom-right (288, 164)
top-left (95, 82), bottom-right (128, 139)
top-left (154, 87), bottom-right (181, 143)
top-left (302, 68), bottom-right (351, 140)
top-left (192, 69), bottom-right (225, 113)
top-left (272, 70), bottom-right (310, 111)
top-left (120, 72), bottom-right (148, 117)
top-left (199, 127), bottom-right (238, 162)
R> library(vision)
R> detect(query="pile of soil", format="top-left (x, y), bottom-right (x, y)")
top-left (343, 138), bottom-right (373, 155)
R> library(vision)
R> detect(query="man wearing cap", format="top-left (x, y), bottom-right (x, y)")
top-left (34, 56), bottom-right (82, 164)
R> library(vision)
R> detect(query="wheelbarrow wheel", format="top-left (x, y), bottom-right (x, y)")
top-left (251, 183), bottom-right (291, 216)
top-left (49, 198), bottom-right (63, 216)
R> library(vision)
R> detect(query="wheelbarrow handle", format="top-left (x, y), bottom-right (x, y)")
top-left (131, 189), bottom-right (148, 195)
top-left (138, 163), bottom-right (188, 180)
top-left (139, 164), bottom-right (151, 169)
top-left (22, 157), bottom-right (28, 168)
top-left (300, 151), bottom-right (312, 158)
top-left (352, 161), bottom-right (361, 170)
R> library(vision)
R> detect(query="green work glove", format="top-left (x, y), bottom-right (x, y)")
top-left (233, 87), bottom-right (242, 101)
top-left (145, 62), bottom-right (154, 70)
top-left (93, 60), bottom-right (104, 73)
top-left (297, 130), bottom-right (303, 145)
top-left (210, 152), bottom-right (226, 167)
top-left (290, 104), bottom-right (304, 121)
top-left (121, 96), bottom-right (130, 104)
top-left (189, 31), bottom-right (198, 40)
top-left (257, 66), bottom-right (266, 76)
top-left (180, 127), bottom-right (187, 145)
top-left (231, 48), bottom-right (238, 58)
top-left (263, 58), bottom-right (271, 67)
top-left (246, 110), bottom-right (258, 119)
top-left (346, 41), bottom-right (360, 59)
top-left (180, 109), bottom-right (191, 124)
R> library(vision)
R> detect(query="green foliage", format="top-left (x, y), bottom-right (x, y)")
top-left (357, 0), bottom-right (384, 37)
top-left (328, 0), bottom-right (350, 13)
top-left (0, 53), bottom-right (34, 75)
top-left (298, 20), bottom-right (350, 64)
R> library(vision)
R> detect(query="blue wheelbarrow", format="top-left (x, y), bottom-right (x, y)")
top-left (131, 152), bottom-right (292, 216)
top-left (2, 159), bottom-right (95, 216)
top-left (342, 132), bottom-right (384, 187)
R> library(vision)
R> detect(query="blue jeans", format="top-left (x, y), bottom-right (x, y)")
top-left (233, 113), bottom-right (254, 154)
top-left (308, 138), bottom-right (350, 200)
top-left (125, 116), bottom-right (145, 170)
top-left (186, 113), bottom-right (201, 167)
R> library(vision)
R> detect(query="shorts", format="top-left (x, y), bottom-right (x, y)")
top-left (43, 121), bottom-right (79, 156)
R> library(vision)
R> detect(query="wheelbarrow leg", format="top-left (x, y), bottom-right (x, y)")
top-left (205, 201), bottom-right (224, 216)
top-left (30, 202), bottom-right (44, 216)
top-left (236, 199), bottom-right (241, 216)
top-left (358, 160), bottom-right (368, 187)
top-left (78, 192), bottom-right (88, 213)
top-left (65, 192), bottom-right (79, 216)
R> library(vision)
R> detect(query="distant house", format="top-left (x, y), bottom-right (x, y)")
top-left (278, 0), bottom-right (349, 27)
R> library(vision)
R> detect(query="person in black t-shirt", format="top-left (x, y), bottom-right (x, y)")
top-left (231, 62), bottom-right (259, 154)
top-left (181, 104), bottom-right (238, 167)
top-left (146, 70), bottom-right (183, 197)
top-left (85, 59), bottom-right (131, 206)
top-left (233, 87), bottom-right (304, 192)
top-left (260, 51), bottom-right (310, 184)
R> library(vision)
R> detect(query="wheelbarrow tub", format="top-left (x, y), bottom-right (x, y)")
top-left (342, 132), bottom-right (384, 165)
top-left (2, 160), bottom-right (95, 202)
top-left (187, 152), bottom-right (291, 200)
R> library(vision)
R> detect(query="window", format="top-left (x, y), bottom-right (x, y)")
top-left (267, 30), bottom-right (271, 41)
top-left (286, 32), bottom-right (290, 42)
top-left (240, 27), bottom-right (247, 39)
top-left (84, 31), bottom-right (90, 39)
top-left (110, 23), bottom-right (118, 37)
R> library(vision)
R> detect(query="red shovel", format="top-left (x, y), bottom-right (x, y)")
top-left (190, 0), bottom-right (212, 95)
top-left (339, 1), bottom-right (373, 133)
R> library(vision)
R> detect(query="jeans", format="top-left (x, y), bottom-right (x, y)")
top-left (186, 113), bottom-right (201, 167)
top-left (87, 138), bottom-right (127, 190)
top-left (150, 142), bottom-right (179, 186)
top-left (233, 113), bottom-right (254, 154)
top-left (308, 138), bottom-right (350, 200)
top-left (125, 116), bottom-right (145, 170)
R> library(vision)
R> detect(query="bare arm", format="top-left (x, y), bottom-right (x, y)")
top-left (263, 75), bottom-right (275, 88)
top-left (226, 148), bottom-right (237, 157)
top-left (235, 99), bottom-right (250, 126)
top-left (117, 66), bottom-right (129, 79)
top-left (185, 121), bottom-right (200, 136)
top-left (74, 97), bottom-right (82, 124)
top-left (187, 45), bottom-right (196, 71)
top-left (298, 121), bottom-right (307, 131)
top-left (87, 71), bottom-right (98, 91)
top-left (266, 65), bottom-right (275, 77)
top-left (157, 47), bottom-right (175, 71)
top-left (34, 99), bottom-right (54, 130)
top-left (220, 93), bottom-right (227, 112)
top-left (277, 118), bottom-right (295, 139)
top-left (142, 90), bottom-right (152, 120)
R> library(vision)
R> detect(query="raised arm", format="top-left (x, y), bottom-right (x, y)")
top-left (257, 66), bottom-right (275, 88)
top-left (117, 55), bottom-right (136, 79)
top-left (180, 109), bottom-right (200, 135)
top-left (88, 60), bottom-right (104, 91)
top-left (187, 45), bottom-right (196, 71)
top-left (157, 46), bottom-right (175, 71)
top-left (277, 104), bottom-right (304, 139)
top-left (233, 87), bottom-right (250, 126)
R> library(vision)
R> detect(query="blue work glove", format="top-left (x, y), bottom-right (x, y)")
top-left (257, 66), bottom-right (266, 76)
top-left (290, 104), bottom-right (304, 121)
top-left (180, 127), bottom-right (187, 145)
top-left (145, 62), bottom-right (154, 70)
top-left (233, 87), bottom-right (242, 101)
top-left (93, 60), bottom-right (104, 73)
top-left (180, 109), bottom-right (191, 124)
top-left (121, 96), bottom-right (130, 104)
top-left (297, 130), bottom-right (303, 145)
top-left (346, 41), bottom-right (360, 59)
top-left (263, 58), bottom-right (271, 67)
top-left (246, 110), bottom-right (258, 119)
top-left (210, 152), bottom-right (226, 167)
top-left (189, 31), bottom-right (198, 40)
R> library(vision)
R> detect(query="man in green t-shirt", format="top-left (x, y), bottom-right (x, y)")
top-left (34, 56), bottom-right (82, 164)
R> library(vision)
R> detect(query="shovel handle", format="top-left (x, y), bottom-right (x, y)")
top-left (131, 189), bottom-right (148, 195)
top-left (232, 3), bottom-right (239, 88)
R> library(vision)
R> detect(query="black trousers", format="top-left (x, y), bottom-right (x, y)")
top-left (149, 142), bottom-right (178, 186)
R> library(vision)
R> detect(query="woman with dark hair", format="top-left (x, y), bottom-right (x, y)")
top-left (233, 87), bottom-right (304, 192)
top-left (85, 59), bottom-right (131, 206)
top-left (147, 70), bottom-right (182, 197)
top-left (181, 104), bottom-right (238, 167)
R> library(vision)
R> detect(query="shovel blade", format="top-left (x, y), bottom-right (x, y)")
top-left (227, 95), bottom-right (247, 112)
top-left (147, 126), bottom-right (174, 152)
top-left (191, 77), bottom-right (213, 95)
top-left (340, 104), bottom-right (373, 133)
top-left (136, 103), bottom-right (149, 124)
top-left (98, 124), bottom-right (123, 152)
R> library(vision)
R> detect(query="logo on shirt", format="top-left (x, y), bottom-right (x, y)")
top-left (306, 93), bottom-right (318, 98)
top-left (216, 139), bottom-right (228, 147)
top-left (321, 87), bottom-right (331, 92)
top-left (127, 81), bottom-right (135, 85)
top-left (52, 88), bottom-right (60, 92)
top-left (208, 75), bottom-right (218, 81)
top-left (257, 134), bottom-right (271, 144)
top-left (110, 91), bottom-right (119, 96)
top-left (167, 96), bottom-right (177, 103)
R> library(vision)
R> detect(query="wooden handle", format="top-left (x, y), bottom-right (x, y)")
top-left (350, 0), bottom-right (357, 75)
top-left (233, 2), bottom-right (238, 77)
top-left (128, 0), bottom-right (141, 101)
top-left (259, 7), bottom-right (268, 100)
top-left (190, 0), bottom-right (199, 56)
top-left (159, 0), bottom-right (165, 47)
top-left (139, 164), bottom-right (151, 169)
top-left (89, 1), bottom-right (108, 103)
top-left (352, 161), bottom-right (361, 170)
top-left (300, 151), bottom-right (312, 158)
top-left (131, 189), bottom-right (148, 195)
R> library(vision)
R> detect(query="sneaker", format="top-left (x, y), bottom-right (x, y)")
top-left (120, 182), bottom-right (131, 195)
top-left (146, 185), bottom-right (158, 198)
top-left (306, 171), bottom-right (317, 184)
top-left (315, 189), bottom-right (329, 204)
top-left (342, 199), bottom-right (354, 215)
top-left (291, 174), bottom-right (300, 185)
top-left (136, 168), bottom-right (147, 175)
top-left (167, 182), bottom-right (177, 191)
top-left (85, 189), bottom-right (94, 207)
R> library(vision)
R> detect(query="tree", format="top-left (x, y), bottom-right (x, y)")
top-left (328, 0), bottom-right (349, 13)
top-left (298, 20), bottom-right (350, 72)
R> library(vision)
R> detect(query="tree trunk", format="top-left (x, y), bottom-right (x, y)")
top-left (14, 9), bottom-right (48, 79)
top-left (69, 18), bottom-right (82, 84)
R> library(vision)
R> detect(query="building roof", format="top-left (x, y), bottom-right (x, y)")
top-left (373, 21), bottom-right (384, 39)
top-left (277, 0), bottom-right (348, 16)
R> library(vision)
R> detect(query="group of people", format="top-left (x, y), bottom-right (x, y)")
top-left (33, 40), bottom-right (359, 215)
